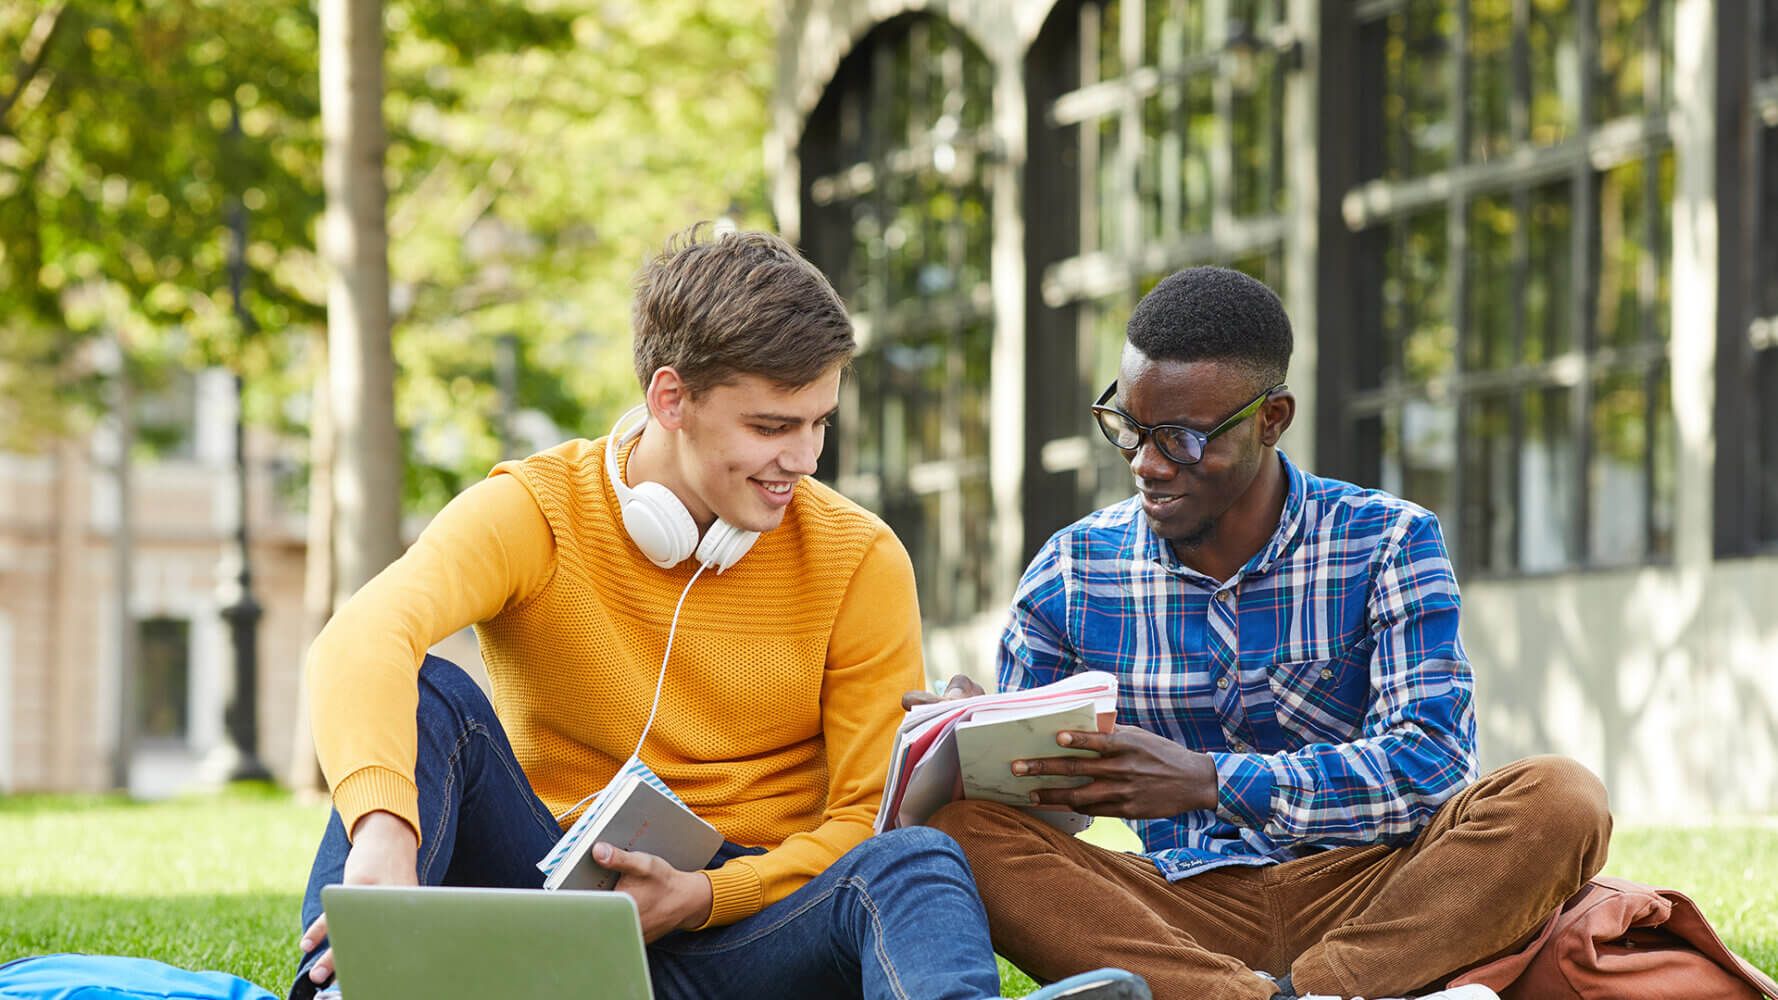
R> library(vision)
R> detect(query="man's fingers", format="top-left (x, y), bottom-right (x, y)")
top-left (901, 690), bottom-right (941, 710)
top-left (593, 842), bottom-right (659, 875)
top-left (904, 674), bottom-right (986, 710)
top-left (307, 949), bottom-right (334, 984)
top-left (1013, 750), bottom-right (1110, 777)
top-left (1054, 729), bottom-right (1111, 752)
top-left (942, 674), bottom-right (985, 699)
top-left (1013, 754), bottom-right (1080, 777)
top-left (300, 912), bottom-right (328, 951)
top-left (1030, 780), bottom-right (1128, 814)
top-left (301, 910), bottom-right (333, 984)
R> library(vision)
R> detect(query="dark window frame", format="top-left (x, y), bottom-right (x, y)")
top-left (797, 14), bottom-right (999, 626)
top-left (1324, 0), bottom-right (1678, 578)
top-left (1716, 0), bottom-right (1778, 556)
top-left (1025, 0), bottom-right (1302, 554)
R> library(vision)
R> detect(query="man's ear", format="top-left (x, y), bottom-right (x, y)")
top-left (645, 367), bottom-right (689, 430)
top-left (1259, 391), bottom-right (1296, 447)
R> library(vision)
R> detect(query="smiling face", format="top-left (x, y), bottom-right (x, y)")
top-left (664, 365), bottom-right (843, 534)
top-left (1114, 345), bottom-right (1286, 551)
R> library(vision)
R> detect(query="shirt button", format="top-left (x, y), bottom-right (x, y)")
top-left (1216, 677), bottom-right (1230, 690)
top-left (1215, 590), bottom-right (1231, 603)
top-left (1232, 741), bottom-right (1249, 752)
top-left (1319, 668), bottom-right (1334, 681)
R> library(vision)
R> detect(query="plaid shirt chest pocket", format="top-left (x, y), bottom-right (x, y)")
top-left (1265, 640), bottom-right (1372, 744)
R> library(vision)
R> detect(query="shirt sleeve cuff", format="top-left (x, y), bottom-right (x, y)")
top-left (332, 765), bottom-right (422, 846)
top-left (697, 861), bottom-right (764, 929)
top-left (1210, 751), bottom-right (1275, 830)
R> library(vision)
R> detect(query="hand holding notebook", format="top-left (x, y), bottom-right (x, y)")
top-left (877, 672), bottom-right (1118, 834)
top-left (538, 755), bottom-right (723, 893)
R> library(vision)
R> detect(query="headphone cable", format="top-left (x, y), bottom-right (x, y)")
top-left (553, 560), bottom-right (710, 822)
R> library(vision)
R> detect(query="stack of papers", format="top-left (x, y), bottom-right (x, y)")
top-left (874, 672), bottom-right (1118, 834)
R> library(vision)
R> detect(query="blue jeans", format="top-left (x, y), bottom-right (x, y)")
top-left (292, 656), bottom-right (1005, 1000)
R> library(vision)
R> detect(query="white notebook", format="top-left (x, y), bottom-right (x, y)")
top-left (539, 758), bottom-right (723, 892)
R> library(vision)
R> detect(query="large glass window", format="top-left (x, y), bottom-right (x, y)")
top-left (1029, 0), bottom-right (1300, 532)
top-left (1751, 2), bottom-right (1778, 548)
top-left (1340, 0), bottom-right (1675, 574)
top-left (798, 16), bottom-right (996, 625)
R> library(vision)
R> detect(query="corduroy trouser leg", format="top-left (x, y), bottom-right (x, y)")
top-left (930, 755), bottom-right (1611, 1000)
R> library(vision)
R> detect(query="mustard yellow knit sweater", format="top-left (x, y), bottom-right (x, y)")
top-left (306, 436), bottom-right (924, 927)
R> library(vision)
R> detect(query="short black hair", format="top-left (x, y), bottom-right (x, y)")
top-left (1125, 266), bottom-right (1292, 385)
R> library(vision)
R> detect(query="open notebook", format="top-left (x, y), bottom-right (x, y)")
top-left (876, 672), bottom-right (1117, 835)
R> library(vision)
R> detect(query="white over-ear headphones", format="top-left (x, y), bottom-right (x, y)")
top-left (604, 404), bottom-right (758, 573)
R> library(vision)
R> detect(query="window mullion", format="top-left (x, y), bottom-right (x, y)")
top-left (1448, 0), bottom-right (1473, 570)
top-left (1571, 0), bottom-right (1600, 564)
top-left (869, 43), bottom-right (894, 325)
top-left (1210, 0), bottom-right (1235, 239)
top-left (1508, 185), bottom-right (1531, 571)
top-left (1644, 0), bottom-right (1664, 117)
top-left (1121, 0), bottom-right (1144, 261)
top-left (1158, 6), bottom-right (1183, 244)
top-left (1511, 0), bottom-right (1532, 146)
top-left (1078, 4), bottom-right (1103, 257)
top-left (1642, 142), bottom-right (1659, 556)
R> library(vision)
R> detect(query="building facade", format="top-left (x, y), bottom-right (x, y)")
top-left (0, 370), bottom-right (319, 795)
top-left (772, 0), bottom-right (1778, 818)
top-left (0, 366), bottom-right (496, 797)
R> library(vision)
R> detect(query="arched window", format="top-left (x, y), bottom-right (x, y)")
top-left (1024, 0), bottom-right (1300, 542)
top-left (799, 16), bottom-right (997, 626)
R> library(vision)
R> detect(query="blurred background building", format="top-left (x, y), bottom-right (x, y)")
top-left (772, 0), bottom-right (1778, 818)
top-left (0, 371), bottom-right (308, 795)
top-left (4, 0), bottom-right (1774, 824)
top-left (0, 370), bottom-right (489, 798)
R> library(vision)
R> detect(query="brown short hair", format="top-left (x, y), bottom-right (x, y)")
top-left (632, 222), bottom-right (853, 395)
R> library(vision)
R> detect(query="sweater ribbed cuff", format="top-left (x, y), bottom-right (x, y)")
top-left (697, 862), bottom-right (764, 929)
top-left (332, 766), bottom-right (422, 846)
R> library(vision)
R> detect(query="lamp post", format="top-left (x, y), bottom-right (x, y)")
top-left (214, 101), bottom-right (271, 783)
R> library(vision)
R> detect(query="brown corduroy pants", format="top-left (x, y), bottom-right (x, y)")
top-left (930, 755), bottom-right (1611, 1000)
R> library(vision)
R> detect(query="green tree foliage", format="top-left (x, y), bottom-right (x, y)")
top-left (0, 0), bottom-right (773, 511)
top-left (0, 0), bottom-right (323, 447)
top-left (381, 0), bottom-right (775, 511)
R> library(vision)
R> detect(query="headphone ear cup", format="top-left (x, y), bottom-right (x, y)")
top-left (620, 481), bottom-right (699, 568)
top-left (695, 519), bottom-right (760, 574)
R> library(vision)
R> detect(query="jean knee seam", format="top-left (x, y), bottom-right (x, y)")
top-left (467, 721), bottom-right (559, 837)
top-left (421, 724), bottom-right (477, 877)
top-left (842, 875), bottom-right (913, 1000)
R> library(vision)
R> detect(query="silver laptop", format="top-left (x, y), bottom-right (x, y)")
top-left (321, 885), bottom-right (653, 1000)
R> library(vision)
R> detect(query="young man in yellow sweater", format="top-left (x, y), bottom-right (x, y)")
top-left (288, 226), bottom-right (1147, 1000)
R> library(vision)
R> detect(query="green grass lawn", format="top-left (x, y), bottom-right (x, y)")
top-left (2, 790), bottom-right (1773, 996)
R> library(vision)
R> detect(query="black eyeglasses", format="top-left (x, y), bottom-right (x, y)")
top-left (1090, 381), bottom-right (1285, 466)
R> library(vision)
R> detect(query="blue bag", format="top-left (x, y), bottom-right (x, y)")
top-left (0, 955), bottom-right (276, 999)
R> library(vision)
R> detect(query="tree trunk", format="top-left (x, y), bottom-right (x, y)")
top-left (319, 0), bottom-right (402, 608)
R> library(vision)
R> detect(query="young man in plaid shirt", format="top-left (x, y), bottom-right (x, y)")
top-left (919, 267), bottom-right (1610, 1000)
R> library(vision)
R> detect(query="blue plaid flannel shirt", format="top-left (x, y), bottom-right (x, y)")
top-left (999, 452), bottom-right (1478, 880)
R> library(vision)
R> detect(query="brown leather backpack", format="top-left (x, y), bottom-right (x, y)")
top-left (1450, 876), bottom-right (1777, 1000)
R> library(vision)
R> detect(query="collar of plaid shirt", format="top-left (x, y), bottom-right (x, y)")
top-left (998, 451), bottom-right (1479, 881)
